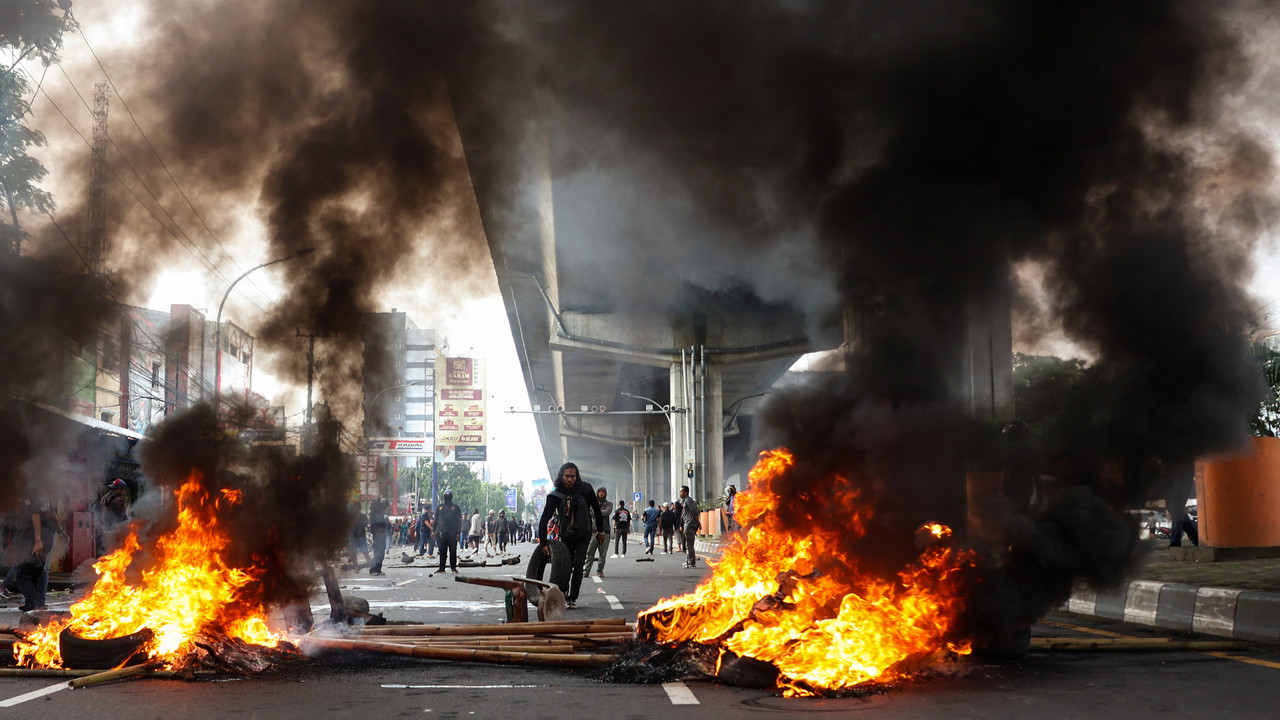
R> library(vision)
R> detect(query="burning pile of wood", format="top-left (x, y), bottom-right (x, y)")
top-left (300, 617), bottom-right (635, 668)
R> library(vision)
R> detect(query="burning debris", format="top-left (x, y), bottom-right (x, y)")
top-left (12, 474), bottom-right (295, 670)
top-left (637, 449), bottom-right (977, 697)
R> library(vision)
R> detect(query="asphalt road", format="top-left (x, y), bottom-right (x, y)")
top-left (3, 538), bottom-right (1280, 719)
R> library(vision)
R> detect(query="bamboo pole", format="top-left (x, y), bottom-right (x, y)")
top-left (300, 636), bottom-right (619, 667)
top-left (0, 668), bottom-right (218, 679)
top-left (68, 661), bottom-right (164, 689)
top-left (1030, 638), bottom-right (1249, 652)
top-left (354, 620), bottom-right (631, 637)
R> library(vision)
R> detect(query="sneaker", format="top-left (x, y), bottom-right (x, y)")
top-left (566, 600), bottom-right (578, 609)
top-left (597, 571), bottom-right (604, 578)
top-left (450, 569), bottom-right (459, 574)
top-left (18, 603), bottom-right (45, 612)
top-left (610, 554), bottom-right (618, 558)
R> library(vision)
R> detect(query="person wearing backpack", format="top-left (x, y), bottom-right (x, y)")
top-left (611, 501), bottom-right (632, 557)
top-left (537, 462), bottom-right (607, 609)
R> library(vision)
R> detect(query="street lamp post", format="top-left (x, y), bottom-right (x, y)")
top-left (213, 247), bottom-right (315, 415)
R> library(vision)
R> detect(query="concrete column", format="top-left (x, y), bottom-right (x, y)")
top-left (632, 444), bottom-right (646, 509)
top-left (701, 361), bottom-right (724, 509)
top-left (669, 360), bottom-right (688, 502)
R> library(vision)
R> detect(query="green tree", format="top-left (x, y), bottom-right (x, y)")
top-left (1, 1), bottom-right (73, 253)
top-left (1249, 341), bottom-right (1280, 437)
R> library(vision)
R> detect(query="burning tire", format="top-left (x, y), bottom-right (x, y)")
top-left (59, 627), bottom-right (154, 669)
top-left (525, 540), bottom-right (571, 603)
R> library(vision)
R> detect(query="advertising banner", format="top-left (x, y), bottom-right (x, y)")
top-left (531, 477), bottom-right (550, 515)
top-left (505, 487), bottom-right (518, 510)
top-left (434, 357), bottom-right (486, 461)
top-left (368, 438), bottom-right (433, 456)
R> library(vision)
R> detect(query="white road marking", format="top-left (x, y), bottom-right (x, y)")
top-left (605, 594), bottom-right (623, 611)
top-left (662, 681), bottom-right (699, 705)
top-left (592, 576), bottom-right (602, 584)
top-left (396, 579), bottom-right (418, 587)
top-left (0, 681), bottom-right (69, 707)
top-left (383, 684), bottom-right (544, 689)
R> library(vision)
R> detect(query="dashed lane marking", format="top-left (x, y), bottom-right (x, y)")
top-left (592, 576), bottom-right (602, 584)
top-left (605, 594), bottom-right (623, 611)
top-left (0, 681), bottom-right (68, 707)
top-left (662, 681), bottom-right (700, 705)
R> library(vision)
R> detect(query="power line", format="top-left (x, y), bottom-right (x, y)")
top-left (66, 12), bottom-right (276, 302)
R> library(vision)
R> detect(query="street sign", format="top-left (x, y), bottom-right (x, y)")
top-left (633, 492), bottom-right (642, 503)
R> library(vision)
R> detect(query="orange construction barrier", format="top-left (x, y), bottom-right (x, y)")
top-left (1195, 436), bottom-right (1280, 548)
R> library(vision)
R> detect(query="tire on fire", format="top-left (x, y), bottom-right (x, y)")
top-left (59, 627), bottom-right (154, 669)
top-left (525, 540), bottom-right (571, 604)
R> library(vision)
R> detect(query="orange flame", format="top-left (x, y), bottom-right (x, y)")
top-left (640, 449), bottom-right (975, 696)
top-left (14, 474), bottom-right (284, 668)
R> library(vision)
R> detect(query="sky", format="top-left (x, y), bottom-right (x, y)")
top-left (16, 1), bottom-right (551, 491)
top-left (13, 0), bottom-right (1280, 500)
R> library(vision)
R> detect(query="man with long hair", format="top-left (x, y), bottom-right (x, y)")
top-left (537, 462), bottom-right (607, 609)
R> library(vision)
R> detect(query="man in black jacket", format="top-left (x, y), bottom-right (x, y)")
top-left (537, 462), bottom-right (606, 609)
top-left (434, 491), bottom-right (463, 573)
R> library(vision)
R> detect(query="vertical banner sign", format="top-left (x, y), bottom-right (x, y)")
top-left (505, 487), bottom-right (517, 510)
top-left (434, 357), bottom-right (487, 462)
top-left (531, 477), bottom-right (550, 515)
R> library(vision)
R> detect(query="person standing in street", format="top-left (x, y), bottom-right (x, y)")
top-left (497, 509), bottom-right (510, 553)
top-left (14, 491), bottom-right (56, 612)
top-left (660, 502), bottom-right (677, 554)
top-left (434, 491), bottom-right (463, 573)
top-left (612, 501), bottom-right (632, 557)
top-left (468, 508), bottom-right (484, 553)
top-left (724, 484), bottom-right (738, 531)
top-left (368, 498), bottom-right (390, 576)
top-left (584, 486), bottom-right (613, 578)
top-left (415, 507), bottom-right (434, 557)
top-left (484, 510), bottom-right (499, 557)
top-left (680, 485), bottom-right (701, 568)
top-left (641, 500), bottom-right (661, 555)
top-left (537, 462), bottom-right (607, 610)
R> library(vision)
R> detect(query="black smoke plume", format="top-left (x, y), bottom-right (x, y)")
top-left (23, 0), bottom-right (1276, 643)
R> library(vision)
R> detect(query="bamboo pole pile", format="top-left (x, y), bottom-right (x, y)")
top-left (302, 618), bottom-right (636, 668)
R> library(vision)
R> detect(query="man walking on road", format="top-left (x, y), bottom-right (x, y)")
top-left (537, 462), bottom-right (607, 609)
top-left (434, 491), bottom-right (463, 574)
top-left (680, 485), bottom-right (700, 568)
top-left (584, 486), bottom-right (613, 578)
top-left (641, 500), bottom-right (661, 555)
top-left (660, 502), bottom-right (677, 554)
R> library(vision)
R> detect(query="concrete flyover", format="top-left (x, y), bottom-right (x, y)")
top-left (448, 98), bottom-right (822, 509)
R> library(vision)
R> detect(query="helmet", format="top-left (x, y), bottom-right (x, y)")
top-left (109, 479), bottom-right (127, 489)
top-left (442, 491), bottom-right (453, 500)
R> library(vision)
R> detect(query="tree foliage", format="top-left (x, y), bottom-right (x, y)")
top-left (1249, 341), bottom-right (1280, 437)
top-left (1, 0), bottom-right (73, 253)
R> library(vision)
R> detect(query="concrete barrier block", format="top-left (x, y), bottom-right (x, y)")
top-left (1232, 591), bottom-right (1280, 644)
top-left (1067, 586), bottom-right (1098, 615)
top-left (1155, 583), bottom-right (1198, 632)
top-left (1193, 587), bottom-right (1242, 638)
top-left (1124, 580), bottom-right (1163, 625)
top-left (1095, 586), bottom-right (1129, 620)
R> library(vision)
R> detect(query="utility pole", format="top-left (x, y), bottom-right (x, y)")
top-left (85, 83), bottom-right (108, 274)
top-left (296, 329), bottom-right (334, 448)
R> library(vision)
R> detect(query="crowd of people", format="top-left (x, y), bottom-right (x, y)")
top-left (346, 497), bottom-right (537, 575)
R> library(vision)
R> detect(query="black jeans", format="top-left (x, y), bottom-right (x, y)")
top-left (15, 556), bottom-right (47, 608)
top-left (565, 535), bottom-right (591, 602)
top-left (436, 532), bottom-right (458, 570)
top-left (370, 529), bottom-right (387, 573)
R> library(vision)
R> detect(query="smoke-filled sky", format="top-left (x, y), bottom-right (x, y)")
top-left (6, 0), bottom-right (1280, 644)
top-left (10, 0), bottom-right (1278, 478)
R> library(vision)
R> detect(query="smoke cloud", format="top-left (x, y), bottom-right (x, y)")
top-left (11, 0), bottom-right (1278, 642)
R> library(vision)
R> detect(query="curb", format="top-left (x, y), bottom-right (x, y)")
top-left (699, 536), bottom-right (1279, 644)
top-left (1063, 581), bottom-right (1280, 644)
